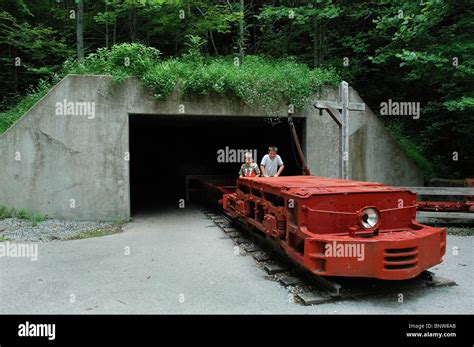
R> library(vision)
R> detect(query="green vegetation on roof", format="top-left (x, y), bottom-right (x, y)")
top-left (0, 42), bottom-right (340, 135)
top-left (64, 42), bottom-right (340, 109)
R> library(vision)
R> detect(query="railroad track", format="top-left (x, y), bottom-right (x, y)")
top-left (203, 208), bottom-right (457, 306)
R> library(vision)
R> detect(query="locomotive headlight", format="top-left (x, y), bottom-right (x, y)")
top-left (359, 207), bottom-right (380, 229)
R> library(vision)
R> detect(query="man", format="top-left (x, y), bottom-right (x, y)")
top-left (260, 146), bottom-right (284, 177)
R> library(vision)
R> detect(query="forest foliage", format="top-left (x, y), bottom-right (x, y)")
top-left (0, 0), bottom-right (472, 179)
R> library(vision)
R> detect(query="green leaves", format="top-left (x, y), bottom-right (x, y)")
top-left (443, 97), bottom-right (474, 112)
top-left (1, 43), bottom-right (340, 134)
top-left (0, 205), bottom-right (46, 227)
top-left (1, 0), bottom-right (472, 178)
top-left (362, 0), bottom-right (474, 178)
top-left (0, 78), bottom-right (51, 134)
top-left (109, 44), bottom-right (338, 112)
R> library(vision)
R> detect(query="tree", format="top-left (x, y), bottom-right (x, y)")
top-left (77, 0), bottom-right (84, 60)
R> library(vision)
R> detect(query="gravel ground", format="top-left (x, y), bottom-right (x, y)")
top-left (1, 215), bottom-right (471, 242)
top-left (445, 226), bottom-right (474, 236)
top-left (0, 218), bottom-right (116, 242)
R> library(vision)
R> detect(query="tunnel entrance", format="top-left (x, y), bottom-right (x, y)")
top-left (129, 114), bottom-right (305, 215)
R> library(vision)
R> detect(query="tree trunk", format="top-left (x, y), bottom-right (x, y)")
top-left (239, 0), bottom-right (245, 61)
top-left (129, 7), bottom-right (136, 42)
top-left (76, 0), bottom-right (84, 60)
top-left (105, 1), bottom-right (109, 48)
top-left (313, 3), bottom-right (319, 67)
top-left (209, 30), bottom-right (219, 55)
top-left (12, 47), bottom-right (18, 93)
top-left (113, 21), bottom-right (116, 45)
top-left (321, 19), bottom-right (326, 64)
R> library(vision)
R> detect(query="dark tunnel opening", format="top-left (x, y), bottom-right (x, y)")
top-left (129, 114), bottom-right (305, 214)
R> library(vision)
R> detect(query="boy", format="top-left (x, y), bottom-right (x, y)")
top-left (260, 146), bottom-right (284, 177)
top-left (239, 152), bottom-right (261, 177)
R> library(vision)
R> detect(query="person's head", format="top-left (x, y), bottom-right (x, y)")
top-left (268, 146), bottom-right (278, 159)
top-left (244, 152), bottom-right (253, 164)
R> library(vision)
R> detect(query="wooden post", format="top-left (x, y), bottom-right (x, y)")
top-left (314, 81), bottom-right (365, 180)
top-left (341, 81), bottom-right (349, 179)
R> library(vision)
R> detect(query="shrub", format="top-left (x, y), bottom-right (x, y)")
top-left (0, 205), bottom-right (15, 219)
top-left (30, 213), bottom-right (46, 227)
top-left (0, 205), bottom-right (46, 226)
top-left (0, 79), bottom-right (52, 134)
top-left (1, 42), bottom-right (340, 134)
top-left (16, 208), bottom-right (30, 219)
top-left (62, 43), bottom-right (340, 113)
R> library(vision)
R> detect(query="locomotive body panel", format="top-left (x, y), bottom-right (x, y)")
top-left (222, 176), bottom-right (446, 280)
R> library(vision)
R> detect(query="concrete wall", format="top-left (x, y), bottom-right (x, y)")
top-left (0, 75), bottom-right (423, 221)
top-left (306, 86), bottom-right (423, 186)
top-left (0, 76), bottom-right (130, 221)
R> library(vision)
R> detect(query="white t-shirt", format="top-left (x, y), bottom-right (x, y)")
top-left (260, 154), bottom-right (283, 177)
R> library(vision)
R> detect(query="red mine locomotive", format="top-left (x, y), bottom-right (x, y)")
top-left (222, 176), bottom-right (446, 280)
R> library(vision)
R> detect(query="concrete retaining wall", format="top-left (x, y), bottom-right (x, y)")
top-left (307, 86), bottom-right (423, 185)
top-left (0, 75), bottom-right (423, 221)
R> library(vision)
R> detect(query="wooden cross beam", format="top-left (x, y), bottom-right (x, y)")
top-left (314, 81), bottom-right (365, 180)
